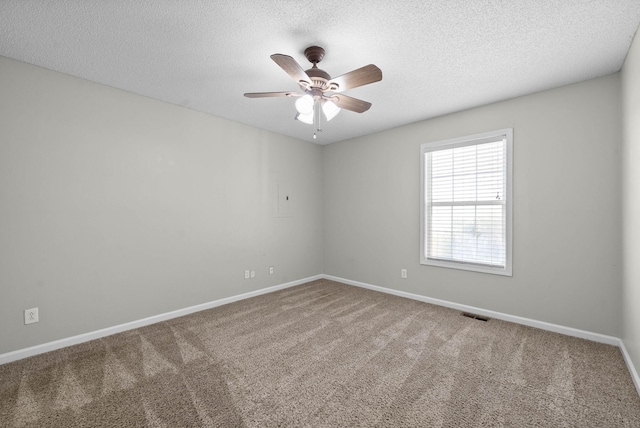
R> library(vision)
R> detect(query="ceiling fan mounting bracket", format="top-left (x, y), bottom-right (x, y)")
top-left (304, 46), bottom-right (325, 64)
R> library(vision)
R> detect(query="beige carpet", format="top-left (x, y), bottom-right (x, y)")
top-left (1, 279), bottom-right (639, 427)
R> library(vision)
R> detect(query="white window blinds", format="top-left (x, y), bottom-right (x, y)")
top-left (421, 129), bottom-right (512, 276)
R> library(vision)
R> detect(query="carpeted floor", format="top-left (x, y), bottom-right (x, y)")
top-left (1, 279), bottom-right (639, 427)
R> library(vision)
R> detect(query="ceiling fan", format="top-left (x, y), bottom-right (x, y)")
top-left (244, 46), bottom-right (382, 138)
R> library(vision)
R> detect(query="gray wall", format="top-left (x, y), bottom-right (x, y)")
top-left (622, 30), bottom-right (640, 378)
top-left (0, 57), bottom-right (324, 354)
top-left (0, 53), bottom-right (629, 357)
top-left (324, 74), bottom-right (622, 336)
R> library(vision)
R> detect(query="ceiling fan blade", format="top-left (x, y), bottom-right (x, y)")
top-left (331, 94), bottom-right (372, 113)
top-left (328, 64), bottom-right (382, 92)
top-left (270, 54), bottom-right (312, 87)
top-left (244, 91), bottom-right (297, 98)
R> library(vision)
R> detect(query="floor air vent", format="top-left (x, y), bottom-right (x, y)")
top-left (461, 312), bottom-right (489, 322)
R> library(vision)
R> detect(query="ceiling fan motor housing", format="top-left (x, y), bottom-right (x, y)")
top-left (304, 70), bottom-right (331, 91)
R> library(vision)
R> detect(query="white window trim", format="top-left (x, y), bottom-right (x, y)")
top-left (420, 128), bottom-right (513, 276)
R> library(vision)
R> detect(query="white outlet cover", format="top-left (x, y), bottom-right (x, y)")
top-left (244, 270), bottom-right (250, 279)
top-left (250, 270), bottom-right (256, 278)
top-left (269, 266), bottom-right (274, 274)
top-left (24, 307), bottom-right (39, 325)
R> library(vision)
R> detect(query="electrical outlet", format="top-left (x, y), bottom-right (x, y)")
top-left (269, 266), bottom-right (274, 275)
top-left (250, 270), bottom-right (256, 278)
top-left (244, 270), bottom-right (250, 279)
top-left (24, 307), bottom-right (39, 325)
top-left (401, 269), bottom-right (407, 279)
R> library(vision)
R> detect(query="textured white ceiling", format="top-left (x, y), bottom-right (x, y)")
top-left (1, 1), bottom-right (639, 144)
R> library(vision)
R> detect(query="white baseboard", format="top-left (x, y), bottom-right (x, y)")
top-left (0, 275), bottom-right (322, 366)
top-left (619, 339), bottom-right (640, 397)
top-left (322, 275), bottom-right (619, 344)
top-left (322, 274), bottom-right (640, 397)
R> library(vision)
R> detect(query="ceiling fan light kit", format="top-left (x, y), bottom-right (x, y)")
top-left (295, 111), bottom-right (314, 125)
top-left (295, 94), bottom-right (314, 115)
top-left (322, 100), bottom-right (341, 121)
top-left (244, 46), bottom-right (382, 139)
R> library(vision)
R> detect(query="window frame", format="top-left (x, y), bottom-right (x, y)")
top-left (420, 128), bottom-right (513, 276)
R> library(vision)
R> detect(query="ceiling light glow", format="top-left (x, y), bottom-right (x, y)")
top-left (295, 111), bottom-right (314, 124)
top-left (295, 94), bottom-right (314, 115)
top-left (322, 100), bottom-right (340, 121)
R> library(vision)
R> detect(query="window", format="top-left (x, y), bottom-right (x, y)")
top-left (420, 129), bottom-right (513, 276)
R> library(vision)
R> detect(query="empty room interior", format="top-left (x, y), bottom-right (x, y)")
top-left (2, 1), bottom-right (640, 426)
